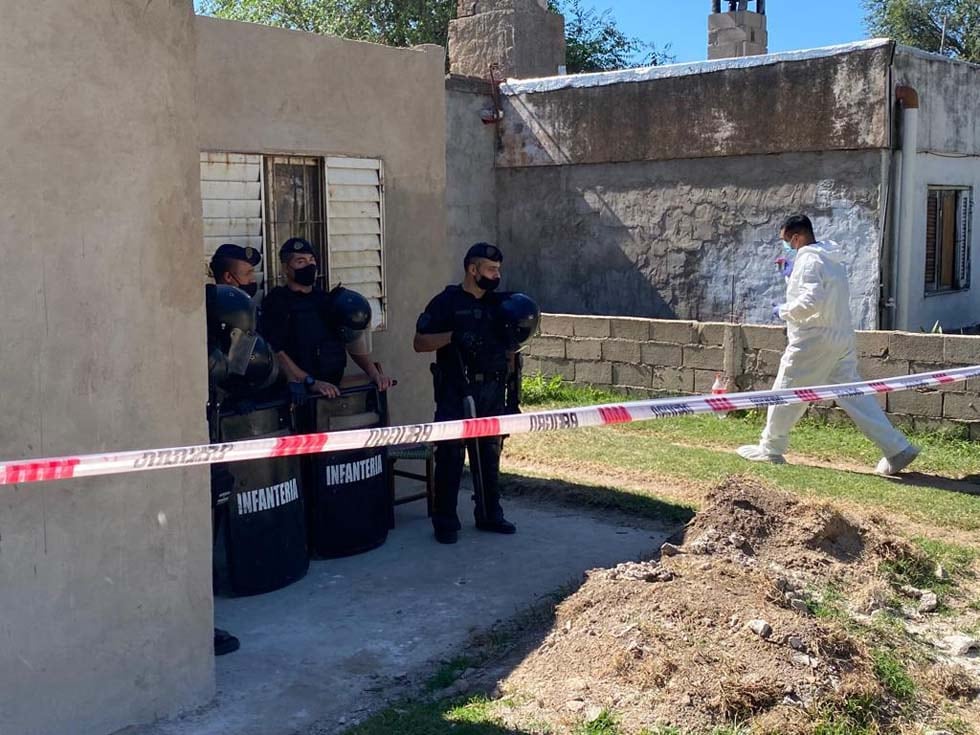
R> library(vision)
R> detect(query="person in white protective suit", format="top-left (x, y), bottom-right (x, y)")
top-left (737, 214), bottom-right (920, 475)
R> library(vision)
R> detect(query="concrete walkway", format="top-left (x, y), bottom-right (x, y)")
top-left (130, 494), bottom-right (671, 735)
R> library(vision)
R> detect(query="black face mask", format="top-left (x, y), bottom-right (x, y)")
top-left (293, 264), bottom-right (317, 287)
top-left (477, 276), bottom-right (500, 292)
top-left (235, 280), bottom-right (258, 298)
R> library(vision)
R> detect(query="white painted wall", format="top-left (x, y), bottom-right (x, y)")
top-left (904, 153), bottom-right (980, 332)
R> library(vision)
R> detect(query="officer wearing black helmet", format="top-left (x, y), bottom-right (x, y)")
top-left (259, 237), bottom-right (393, 396)
top-left (205, 242), bottom-right (270, 658)
top-left (414, 242), bottom-right (539, 545)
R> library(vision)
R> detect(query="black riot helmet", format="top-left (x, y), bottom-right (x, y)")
top-left (328, 286), bottom-right (373, 355)
top-left (206, 284), bottom-right (278, 395)
top-left (495, 292), bottom-right (541, 348)
top-left (206, 284), bottom-right (257, 353)
top-left (219, 334), bottom-right (280, 396)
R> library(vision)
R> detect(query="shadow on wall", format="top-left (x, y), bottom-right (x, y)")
top-left (495, 150), bottom-right (884, 328)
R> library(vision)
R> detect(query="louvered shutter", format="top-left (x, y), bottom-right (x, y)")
top-left (200, 153), bottom-right (264, 287)
top-left (325, 157), bottom-right (386, 329)
top-left (925, 191), bottom-right (938, 291)
top-left (957, 190), bottom-right (973, 290)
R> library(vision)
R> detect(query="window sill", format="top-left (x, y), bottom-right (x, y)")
top-left (924, 288), bottom-right (970, 298)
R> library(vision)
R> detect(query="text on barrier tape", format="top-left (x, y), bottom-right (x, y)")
top-left (2, 365), bottom-right (979, 486)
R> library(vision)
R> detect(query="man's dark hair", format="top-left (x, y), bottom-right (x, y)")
top-left (210, 256), bottom-right (233, 283)
top-left (781, 214), bottom-right (814, 239)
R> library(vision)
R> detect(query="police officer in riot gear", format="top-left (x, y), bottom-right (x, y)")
top-left (206, 243), bottom-right (270, 657)
top-left (414, 242), bottom-right (537, 545)
top-left (259, 237), bottom-right (392, 397)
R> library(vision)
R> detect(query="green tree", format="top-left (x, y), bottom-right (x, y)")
top-left (199, 0), bottom-right (456, 49)
top-left (549, 0), bottom-right (673, 72)
top-left (863, 0), bottom-right (980, 62)
top-left (200, 0), bottom-right (672, 73)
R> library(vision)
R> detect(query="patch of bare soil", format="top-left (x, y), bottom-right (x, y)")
top-left (493, 478), bottom-right (980, 734)
top-left (502, 454), bottom-right (980, 549)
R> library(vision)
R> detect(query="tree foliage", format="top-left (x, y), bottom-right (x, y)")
top-left (201, 0), bottom-right (672, 73)
top-left (200, 0), bottom-right (457, 49)
top-left (864, 0), bottom-right (980, 62)
top-left (549, 0), bottom-right (673, 72)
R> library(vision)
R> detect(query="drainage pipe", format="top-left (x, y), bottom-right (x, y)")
top-left (894, 85), bottom-right (919, 331)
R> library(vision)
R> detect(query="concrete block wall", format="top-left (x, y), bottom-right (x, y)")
top-left (525, 314), bottom-right (980, 438)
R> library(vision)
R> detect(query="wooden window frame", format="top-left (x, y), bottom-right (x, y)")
top-left (924, 185), bottom-right (973, 296)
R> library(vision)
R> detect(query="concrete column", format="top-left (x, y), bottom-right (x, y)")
top-left (450, 0), bottom-right (565, 79)
top-left (0, 2), bottom-right (213, 734)
top-left (708, 7), bottom-right (769, 60)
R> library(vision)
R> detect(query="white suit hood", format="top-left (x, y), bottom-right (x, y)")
top-left (778, 240), bottom-right (854, 336)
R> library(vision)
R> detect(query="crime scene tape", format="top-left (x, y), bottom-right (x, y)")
top-left (2, 365), bottom-right (979, 487)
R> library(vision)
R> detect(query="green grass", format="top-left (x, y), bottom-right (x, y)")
top-left (507, 425), bottom-right (980, 533)
top-left (575, 710), bottom-right (619, 735)
top-left (342, 695), bottom-right (528, 735)
top-left (521, 375), bottom-right (980, 479)
top-left (937, 716), bottom-right (975, 735)
top-left (879, 537), bottom-right (978, 606)
top-left (522, 374), bottom-right (623, 406)
top-left (807, 585), bottom-right (849, 622)
top-left (872, 649), bottom-right (917, 705)
top-left (500, 471), bottom-right (696, 526)
top-left (511, 377), bottom-right (980, 535)
top-left (425, 656), bottom-right (476, 693)
top-left (811, 694), bottom-right (881, 735)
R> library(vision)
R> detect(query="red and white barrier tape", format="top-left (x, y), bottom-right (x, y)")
top-left (2, 365), bottom-right (978, 487)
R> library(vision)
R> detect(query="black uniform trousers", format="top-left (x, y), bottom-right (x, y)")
top-left (432, 377), bottom-right (506, 533)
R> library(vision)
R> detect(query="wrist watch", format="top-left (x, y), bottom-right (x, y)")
top-left (303, 375), bottom-right (316, 392)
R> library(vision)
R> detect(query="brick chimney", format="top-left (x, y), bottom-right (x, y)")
top-left (708, 0), bottom-right (768, 60)
top-left (449, 0), bottom-right (565, 79)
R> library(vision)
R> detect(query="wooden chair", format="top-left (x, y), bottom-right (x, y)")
top-left (387, 443), bottom-right (435, 528)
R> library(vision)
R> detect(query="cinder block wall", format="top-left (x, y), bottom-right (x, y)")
top-left (525, 314), bottom-right (980, 439)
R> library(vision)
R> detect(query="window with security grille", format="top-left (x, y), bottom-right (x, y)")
top-left (264, 156), bottom-right (328, 291)
top-left (200, 152), bottom-right (387, 329)
top-left (925, 186), bottom-right (973, 295)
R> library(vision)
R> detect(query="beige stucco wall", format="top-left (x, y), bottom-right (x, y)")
top-left (194, 17), bottom-right (450, 425)
top-left (0, 2), bottom-right (214, 735)
top-left (446, 78), bottom-right (499, 254)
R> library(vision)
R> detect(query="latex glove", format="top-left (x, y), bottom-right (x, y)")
top-left (772, 303), bottom-right (785, 321)
top-left (775, 256), bottom-right (793, 279)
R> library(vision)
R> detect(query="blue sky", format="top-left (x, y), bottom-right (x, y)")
top-left (193, 1), bottom-right (872, 64)
top-left (593, 1), bottom-right (871, 63)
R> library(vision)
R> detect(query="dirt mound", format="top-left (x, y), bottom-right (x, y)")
top-left (494, 478), bottom-right (941, 734)
top-left (677, 476), bottom-right (910, 581)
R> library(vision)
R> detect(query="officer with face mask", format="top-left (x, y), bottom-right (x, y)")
top-left (414, 242), bottom-right (523, 545)
top-left (206, 243), bottom-right (265, 658)
top-left (259, 237), bottom-right (392, 397)
top-left (210, 243), bottom-right (261, 297)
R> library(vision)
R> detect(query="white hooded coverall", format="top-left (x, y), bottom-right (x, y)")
top-left (761, 241), bottom-right (910, 457)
